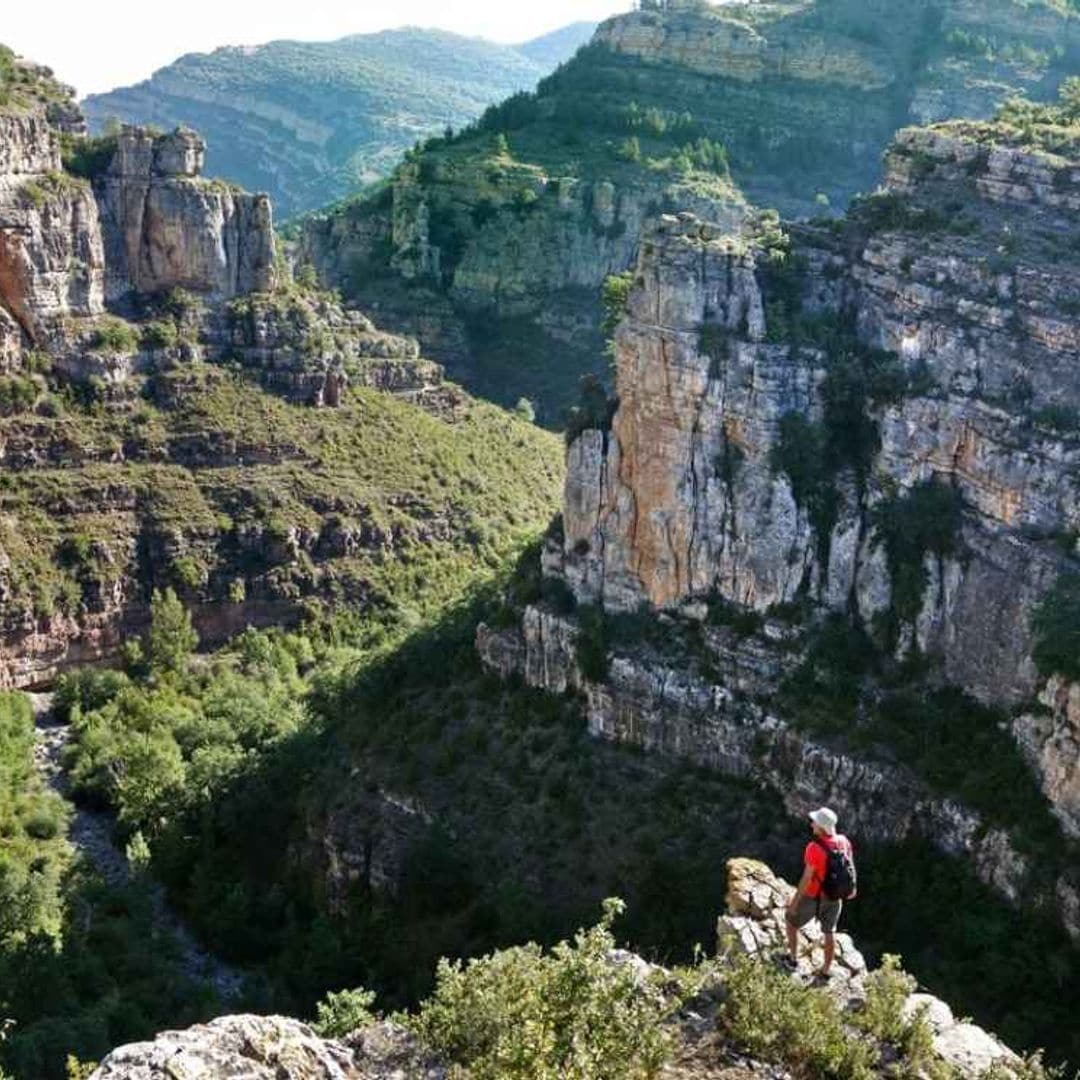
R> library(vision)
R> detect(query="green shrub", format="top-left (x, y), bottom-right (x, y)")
top-left (720, 955), bottom-right (877, 1080)
top-left (141, 320), bottom-right (179, 350)
top-left (854, 955), bottom-right (940, 1075)
top-left (0, 375), bottom-right (43, 415)
top-left (410, 898), bottom-right (677, 1080)
top-left (145, 588), bottom-right (199, 675)
top-left (313, 988), bottom-right (377, 1037)
top-left (90, 316), bottom-right (139, 355)
top-left (576, 606), bottom-right (610, 682)
top-left (1032, 573), bottom-right (1080, 681)
top-left (60, 133), bottom-right (118, 179)
top-left (601, 272), bottom-right (634, 339)
top-left (872, 480), bottom-right (964, 632)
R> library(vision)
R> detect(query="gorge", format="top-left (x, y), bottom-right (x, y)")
top-left (2, 3), bottom-right (1080, 1078)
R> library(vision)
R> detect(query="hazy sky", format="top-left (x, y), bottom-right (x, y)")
top-left (5, 1), bottom-right (635, 97)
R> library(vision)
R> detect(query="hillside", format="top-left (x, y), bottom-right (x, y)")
top-left (298, 0), bottom-right (1080, 423)
top-left (0, 50), bottom-right (566, 1080)
top-left (480, 84), bottom-right (1080, 1066)
top-left (81, 25), bottom-right (597, 219)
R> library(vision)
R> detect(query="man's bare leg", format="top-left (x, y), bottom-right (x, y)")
top-left (816, 932), bottom-right (835, 976)
top-left (786, 917), bottom-right (800, 964)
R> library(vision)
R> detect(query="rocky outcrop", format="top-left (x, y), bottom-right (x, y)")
top-left (0, 114), bottom-right (104, 348)
top-left (218, 290), bottom-right (442, 407)
top-left (553, 122), bottom-right (1080, 709)
top-left (88, 1015), bottom-right (446, 1079)
top-left (95, 126), bottom-right (275, 305)
top-left (87, 859), bottom-right (1019, 1080)
top-left (720, 859), bottom-right (1018, 1077)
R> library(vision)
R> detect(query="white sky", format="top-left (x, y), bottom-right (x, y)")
top-left (5, 0), bottom-right (635, 97)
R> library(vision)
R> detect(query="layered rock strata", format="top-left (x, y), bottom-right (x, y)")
top-left (300, 0), bottom-right (1080, 418)
top-left (481, 119), bottom-right (1080, 928)
top-left (95, 126), bottom-right (275, 305)
top-left (0, 59), bottom-right (554, 688)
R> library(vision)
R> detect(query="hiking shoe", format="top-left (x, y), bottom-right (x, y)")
top-left (774, 953), bottom-right (798, 973)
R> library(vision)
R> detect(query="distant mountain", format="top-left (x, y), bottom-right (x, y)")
top-left (515, 22), bottom-right (599, 67)
top-left (82, 24), bottom-right (598, 219)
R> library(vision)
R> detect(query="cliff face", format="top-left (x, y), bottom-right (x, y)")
top-left (0, 57), bottom-right (563, 690)
top-left (0, 113), bottom-right (104, 348)
top-left (479, 118), bottom-right (1080, 936)
top-left (95, 127), bottom-right (275, 305)
top-left (299, 0), bottom-right (1079, 420)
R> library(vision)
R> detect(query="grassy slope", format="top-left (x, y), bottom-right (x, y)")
top-left (0, 364), bottom-right (563, 625)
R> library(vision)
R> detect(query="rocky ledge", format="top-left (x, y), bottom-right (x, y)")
top-left (87, 859), bottom-right (1017, 1079)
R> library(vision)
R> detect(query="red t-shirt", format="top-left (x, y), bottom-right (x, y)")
top-left (804, 834), bottom-right (853, 899)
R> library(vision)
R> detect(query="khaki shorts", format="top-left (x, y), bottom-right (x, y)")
top-left (786, 894), bottom-right (843, 934)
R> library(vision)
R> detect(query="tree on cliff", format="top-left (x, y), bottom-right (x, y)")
top-left (146, 588), bottom-right (199, 676)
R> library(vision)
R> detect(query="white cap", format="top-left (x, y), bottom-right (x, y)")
top-left (809, 807), bottom-right (838, 835)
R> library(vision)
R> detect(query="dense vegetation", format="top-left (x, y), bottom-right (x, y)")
top-left (0, 349), bottom-right (562, 629)
top-left (0, 687), bottom-right (222, 1079)
top-left (82, 26), bottom-right (595, 218)
top-left (0, 694), bottom-right (68, 949)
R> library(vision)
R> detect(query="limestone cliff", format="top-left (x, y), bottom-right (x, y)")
top-left (299, 0), bottom-right (1080, 420)
top-left (0, 53), bottom-right (562, 690)
top-left (85, 859), bottom-right (1019, 1079)
top-left (480, 116), bottom-right (1080, 937)
top-left (95, 126), bottom-right (275, 305)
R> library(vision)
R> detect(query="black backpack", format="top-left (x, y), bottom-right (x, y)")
top-left (814, 837), bottom-right (857, 901)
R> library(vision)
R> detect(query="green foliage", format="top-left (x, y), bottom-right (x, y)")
top-left (601, 272), bottom-right (634, 339)
top-left (720, 955), bottom-right (878, 1079)
top-left (872, 480), bottom-right (964, 631)
top-left (82, 28), bottom-right (585, 218)
top-left (575, 606), bottom-right (610, 682)
top-left (141, 320), bottom-right (179, 350)
top-left (145, 588), bottom-right (199, 676)
top-left (850, 193), bottom-right (949, 234)
top-left (0, 693), bottom-right (69, 950)
top-left (313, 987), bottom-right (377, 1037)
top-left (847, 839), bottom-right (1080, 1069)
top-left (854, 955), bottom-right (939, 1074)
top-left (0, 874), bottom-right (226, 1080)
top-left (1032, 573), bottom-right (1080, 681)
top-left (66, 625), bottom-right (307, 839)
top-left (0, 376), bottom-right (44, 417)
top-left (410, 898), bottom-right (676, 1080)
top-left (514, 398), bottom-right (537, 424)
top-left (59, 134), bottom-right (118, 180)
top-left (89, 317), bottom-right (140, 355)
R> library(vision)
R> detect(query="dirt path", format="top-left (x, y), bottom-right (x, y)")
top-left (28, 692), bottom-right (246, 1000)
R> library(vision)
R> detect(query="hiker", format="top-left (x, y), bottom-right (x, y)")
top-left (781, 806), bottom-right (857, 978)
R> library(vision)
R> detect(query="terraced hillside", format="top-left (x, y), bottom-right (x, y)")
top-left (298, 0), bottom-right (1080, 422)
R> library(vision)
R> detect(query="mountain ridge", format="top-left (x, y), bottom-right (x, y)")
top-left (81, 23), bottom-right (598, 219)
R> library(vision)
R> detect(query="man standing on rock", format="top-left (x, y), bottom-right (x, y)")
top-left (781, 807), bottom-right (857, 979)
